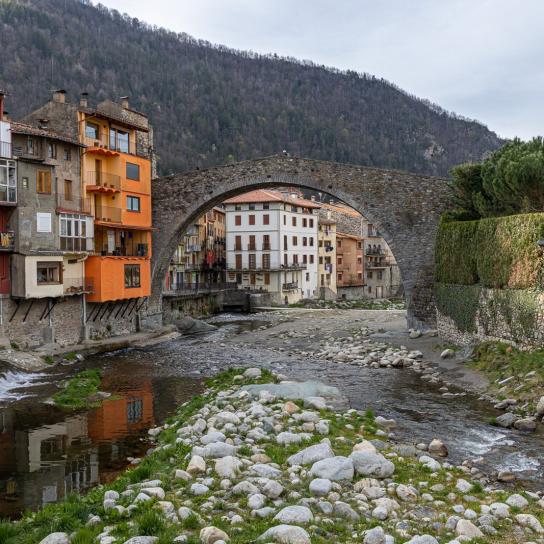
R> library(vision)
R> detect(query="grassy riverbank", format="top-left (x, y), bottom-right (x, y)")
top-left (469, 342), bottom-right (544, 412)
top-left (3, 367), bottom-right (544, 544)
top-left (53, 369), bottom-right (103, 409)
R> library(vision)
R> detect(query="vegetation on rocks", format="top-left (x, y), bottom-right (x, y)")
top-left (469, 342), bottom-right (544, 414)
top-left (288, 299), bottom-right (406, 310)
top-left (53, 369), bottom-right (103, 409)
top-left (6, 367), bottom-right (544, 544)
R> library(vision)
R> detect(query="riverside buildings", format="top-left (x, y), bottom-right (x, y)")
top-left (0, 90), bottom-right (154, 347)
top-left (223, 189), bottom-right (320, 304)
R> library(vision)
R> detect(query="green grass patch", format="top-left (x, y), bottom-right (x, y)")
top-left (53, 369), bottom-right (103, 409)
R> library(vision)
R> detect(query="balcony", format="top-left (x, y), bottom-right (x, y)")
top-left (60, 236), bottom-right (93, 253)
top-left (56, 192), bottom-right (92, 214)
top-left (94, 205), bottom-right (122, 224)
top-left (366, 247), bottom-right (385, 256)
top-left (262, 243), bottom-right (271, 251)
top-left (64, 277), bottom-right (94, 296)
top-left (96, 242), bottom-right (149, 258)
top-left (282, 282), bottom-right (299, 291)
top-left (0, 140), bottom-right (11, 159)
top-left (84, 171), bottom-right (121, 192)
top-left (83, 135), bottom-right (148, 158)
top-left (0, 231), bottom-right (15, 251)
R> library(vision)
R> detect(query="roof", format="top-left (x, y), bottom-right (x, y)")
top-left (337, 231), bottom-right (364, 241)
top-left (319, 201), bottom-right (362, 218)
top-left (10, 122), bottom-right (84, 147)
top-left (80, 99), bottom-right (149, 132)
top-left (319, 218), bottom-right (336, 226)
top-left (223, 189), bottom-right (321, 209)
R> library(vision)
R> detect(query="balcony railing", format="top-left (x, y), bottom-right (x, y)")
top-left (262, 243), bottom-right (271, 250)
top-left (94, 205), bottom-right (122, 223)
top-left (0, 141), bottom-right (11, 159)
top-left (83, 135), bottom-right (149, 158)
top-left (60, 236), bottom-right (93, 252)
top-left (0, 231), bottom-right (15, 251)
top-left (163, 282), bottom-right (237, 295)
top-left (96, 242), bottom-right (149, 257)
top-left (85, 171), bottom-right (121, 191)
top-left (282, 282), bottom-right (299, 291)
top-left (366, 248), bottom-right (385, 256)
top-left (56, 192), bottom-right (92, 214)
top-left (64, 277), bottom-right (94, 295)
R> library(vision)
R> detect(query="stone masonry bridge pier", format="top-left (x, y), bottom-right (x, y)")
top-left (149, 155), bottom-right (452, 329)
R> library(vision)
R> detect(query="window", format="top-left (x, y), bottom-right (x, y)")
top-left (47, 143), bottom-right (57, 159)
top-left (283, 254), bottom-right (288, 266)
top-left (358, 272), bottom-right (363, 280)
top-left (303, 254), bottom-right (307, 264)
top-left (248, 235), bottom-right (256, 250)
top-left (124, 264), bottom-right (141, 288)
top-left (250, 273), bottom-right (256, 285)
top-left (337, 239), bottom-right (342, 248)
top-left (310, 255), bottom-right (314, 264)
top-left (36, 212), bottom-right (52, 233)
top-left (127, 399), bottom-right (143, 424)
top-left (235, 204), bottom-right (242, 211)
top-left (64, 147), bottom-right (71, 161)
top-left (283, 215), bottom-right (286, 225)
top-left (263, 214), bottom-right (270, 225)
top-left (249, 254), bottom-right (256, 269)
top-left (0, 159), bottom-right (16, 202)
top-left (64, 180), bottom-right (73, 201)
top-left (37, 170), bottom-right (52, 194)
top-left (264, 272), bottom-right (270, 285)
top-left (367, 271), bottom-right (373, 279)
top-left (378, 270), bottom-right (383, 280)
top-left (319, 256), bottom-right (323, 264)
top-left (37, 261), bottom-right (61, 284)
top-left (263, 203), bottom-right (269, 210)
top-left (60, 214), bottom-right (91, 251)
top-left (303, 237), bottom-right (307, 246)
top-left (234, 235), bottom-right (242, 251)
top-left (262, 254), bottom-right (270, 269)
top-left (126, 195), bottom-right (141, 212)
top-left (235, 254), bottom-right (242, 268)
top-left (235, 215), bottom-right (241, 226)
top-left (126, 162), bottom-right (140, 180)
top-left (338, 272), bottom-right (343, 281)
top-left (302, 218), bottom-right (307, 227)
top-left (357, 257), bottom-right (362, 264)
top-left (26, 138), bottom-right (35, 154)
top-left (292, 236), bottom-right (298, 246)
top-left (357, 241), bottom-right (362, 249)
top-left (283, 235), bottom-right (288, 250)
top-left (110, 127), bottom-right (129, 153)
top-left (249, 215), bottom-right (255, 225)
top-left (309, 237), bottom-right (314, 246)
top-left (309, 219), bottom-right (314, 228)
top-left (85, 122), bottom-right (100, 140)
top-left (292, 216), bottom-right (297, 227)
top-left (293, 254), bottom-right (299, 264)
top-left (263, 234), bottom-right (270, 250)
top-left (22, 176), bottom-right (29, 189)
top-left (306, 273), bottom-right (310, 281)
top-left (249, 203), bottom-right (255, 210)
top-left (338, 257), bottom-right (343, 265)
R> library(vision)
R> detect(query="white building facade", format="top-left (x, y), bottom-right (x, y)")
top-left (224, 189), bottom-right (320, 304)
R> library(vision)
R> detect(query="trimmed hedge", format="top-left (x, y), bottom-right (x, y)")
top-left (435, 283), bottom-right (481, 333)
top-left (436, 213), bottom-right (544, 288)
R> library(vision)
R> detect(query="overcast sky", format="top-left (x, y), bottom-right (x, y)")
top-left (102, 0), bottom-right (543, 140)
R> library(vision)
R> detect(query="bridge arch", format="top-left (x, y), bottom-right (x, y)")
top-left (151, 155), bottom-right (452, 328)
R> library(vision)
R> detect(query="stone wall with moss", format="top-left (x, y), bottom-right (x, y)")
top-left (435, 213), bottom-right (544, 347)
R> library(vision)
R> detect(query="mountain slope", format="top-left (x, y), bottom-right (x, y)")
top-left (0, 0), bottom-right (504, 176)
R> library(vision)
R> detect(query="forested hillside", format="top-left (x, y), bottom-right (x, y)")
top-left (0, 0), bottom-right (504, 176)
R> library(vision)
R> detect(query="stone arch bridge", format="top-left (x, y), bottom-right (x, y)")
top-left (150, 155), bottom-right (451, 328)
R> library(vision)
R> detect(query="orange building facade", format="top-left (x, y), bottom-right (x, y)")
top-left (78, 102), bottom-right (153, 303)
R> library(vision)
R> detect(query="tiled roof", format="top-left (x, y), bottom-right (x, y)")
top-left (10, 122), bottom-right (83, 147)
top-left (337, 231), bottom-right (363, 241)
top-left (223, 189), bottom-right (321, 208)
top-left (319, 202), bottom-right (362, 218)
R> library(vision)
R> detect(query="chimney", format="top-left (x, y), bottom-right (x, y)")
top-left (38, 118), bottom-right (49, 129)
top-left (80, 92), bottom-right (88, 107)
top-left (52, 89), bottom-right (66, 103)
top-left (120, 96), bottom-right (129, 109)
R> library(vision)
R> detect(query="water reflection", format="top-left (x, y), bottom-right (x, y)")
top-left (0, 371), bottom-right (201, 518)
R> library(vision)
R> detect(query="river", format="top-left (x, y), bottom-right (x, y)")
top-left (0, 309), bottom-right (541, 519)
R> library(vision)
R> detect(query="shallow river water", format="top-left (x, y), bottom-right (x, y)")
top-left (0, 311), bottom-right (542, 519)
